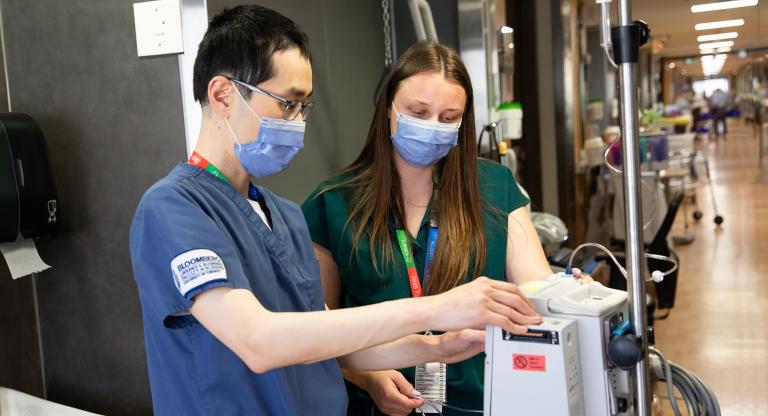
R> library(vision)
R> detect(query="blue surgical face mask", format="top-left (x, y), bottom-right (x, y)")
top-left (390, 105), bottom-right (461, 168)
top-left (224, 86), bottom-right (305, 178)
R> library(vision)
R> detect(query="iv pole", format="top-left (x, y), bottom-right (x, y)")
top-left (599, 0), bottom-right (652, 413)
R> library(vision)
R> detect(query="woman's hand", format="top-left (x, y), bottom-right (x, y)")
top-left (358, 330), bottom-right (483, 415)
top-left (571, 268), bottom-right (596, 284)
top-left (424, 276), bottom-right (542, 335)
top-left (359, 370), bottom-right (424, 416)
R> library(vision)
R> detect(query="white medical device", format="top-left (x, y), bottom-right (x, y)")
top-left (484, 317), bottom-right (583, 415)
top-left (485, 274), bottom-right (634, 415)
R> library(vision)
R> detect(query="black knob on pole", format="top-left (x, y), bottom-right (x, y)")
top-left (608, 334), bottom-right (643, 370)
top-left (634, 20), bottom-right (650, 46)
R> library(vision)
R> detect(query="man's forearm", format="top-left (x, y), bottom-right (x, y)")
top-left (193, 276), bottom-right (526, 374)
top-left (337, 334), bottom-right (440, 371)
top-left (192, 288), bottom-right (439, 374)
top-left (252, 295), bottom-right (438, 371)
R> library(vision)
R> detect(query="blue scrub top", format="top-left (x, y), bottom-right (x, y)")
top-left (129, 163), bottom-right (347, 415)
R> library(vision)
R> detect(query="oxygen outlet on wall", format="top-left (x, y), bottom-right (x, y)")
top-left (133, 0), bottom-right (184, 57)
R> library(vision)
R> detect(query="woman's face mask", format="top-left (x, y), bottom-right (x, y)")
top-left (390, 104), bottom-right (461, 168)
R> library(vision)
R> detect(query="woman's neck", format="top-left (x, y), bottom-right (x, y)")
top-left (394, 152), bottom-right (434, 205)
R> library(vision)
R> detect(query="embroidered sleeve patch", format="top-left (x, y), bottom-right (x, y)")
top-left (170, 249), bottom-right (227, 296)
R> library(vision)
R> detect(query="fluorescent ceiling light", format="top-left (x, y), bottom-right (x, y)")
top-left (700, 48), bottom-right (716, 54)
top-left (701, 53), bottom-right (728, 76)
top-left (697, 32), bottom-right (738, 42)
top-left (501, 26), bottom-right (513, 34)
top-left (717, 47), bottom-right (732, 53)
top-left (691, 0), bottom-right (758, 13)
top-left (699, 40), bottom-right (735, 49)
top-left (695, 19), bottom-right (745, 30)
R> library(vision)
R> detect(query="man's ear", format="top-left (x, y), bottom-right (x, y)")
top-left (207, 76), bottom-right (235, 118)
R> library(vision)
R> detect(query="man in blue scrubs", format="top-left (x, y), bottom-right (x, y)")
top-left (129, 5), bottom-right (542, 415)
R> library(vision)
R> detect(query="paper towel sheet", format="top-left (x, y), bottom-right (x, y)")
top-left (0, 235), bottom-right (50, 279)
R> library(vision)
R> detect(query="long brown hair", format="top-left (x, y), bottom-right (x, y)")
top-left (322, 42), bottom-right (486, 295)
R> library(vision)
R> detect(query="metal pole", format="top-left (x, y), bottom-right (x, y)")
top-left (616, 0), bottom-right (651, 414)
top-left (760, 107), bottom-right (764, 168)
top-left (760, 122), bottom-right (764, 168)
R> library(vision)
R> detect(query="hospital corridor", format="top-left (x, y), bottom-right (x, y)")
top-left (653, 120), bottom-right (768, 416)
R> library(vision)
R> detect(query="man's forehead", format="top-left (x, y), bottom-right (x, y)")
top-left (270, 49), bottom-right (312, 75)
top-left (266, 49), bottom-right (312, 96)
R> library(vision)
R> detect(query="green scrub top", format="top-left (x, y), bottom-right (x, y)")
top-left (301, 159), bottom-right (529, 415)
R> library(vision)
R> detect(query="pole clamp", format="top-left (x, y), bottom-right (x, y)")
top-left (611, 20), bottom-right (650, 64)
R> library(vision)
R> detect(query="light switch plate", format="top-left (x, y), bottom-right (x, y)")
top-left (133, 0), bottom-right (184, 57)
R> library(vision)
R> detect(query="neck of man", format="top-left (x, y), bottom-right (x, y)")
top-left (193, 116), bottom-right (251, 197)
top-left (394, 152), bottom-right (434, 206)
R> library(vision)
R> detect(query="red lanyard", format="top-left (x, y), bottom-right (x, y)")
top-left (395, 227), bottom-right (439, 298)
top-left (396, 188), bottom-right (439, 298)
top-left (188, 151), bottom-right (231, 185)
top-left (188, 151), bottom-right (263, 201)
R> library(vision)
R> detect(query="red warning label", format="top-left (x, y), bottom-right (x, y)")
top-left (513, 354), bottom-right (546, 372)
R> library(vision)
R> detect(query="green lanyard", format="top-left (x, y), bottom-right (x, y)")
top-left (396, 229), bottom-right (422, 297)
top-left (188, 151), bottom-right (231, 185)
top-left (396, 187), bottom-right (439, 298)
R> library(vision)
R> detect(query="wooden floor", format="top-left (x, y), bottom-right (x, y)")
top-left (652, 120), bottom-right (768, 415)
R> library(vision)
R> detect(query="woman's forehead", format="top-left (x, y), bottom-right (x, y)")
top-left (395, 72), bottom-right (466, 108)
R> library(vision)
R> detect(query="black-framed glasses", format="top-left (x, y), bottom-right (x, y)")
top-left (231, 79), bottom-right (315, 121)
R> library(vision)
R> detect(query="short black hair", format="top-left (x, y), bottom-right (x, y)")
top-left (192, 5), bottom-right (311, 105)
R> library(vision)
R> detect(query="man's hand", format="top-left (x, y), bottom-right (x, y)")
top-left (436, 329), bottom-right (485, 363)
top-left (424, 277), bottom-right (542, 335)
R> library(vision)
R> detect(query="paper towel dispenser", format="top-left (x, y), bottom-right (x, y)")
top-left (0, 113), bottom-right (59, 243)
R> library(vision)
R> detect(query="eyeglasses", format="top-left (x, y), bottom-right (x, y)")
top-left (230, 79), bottom-right (315, 121)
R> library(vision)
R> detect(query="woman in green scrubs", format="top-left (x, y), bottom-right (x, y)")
top-left (302, 42), bottom-right (558, 416)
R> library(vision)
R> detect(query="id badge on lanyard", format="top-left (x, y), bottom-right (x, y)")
top-left (415, 360), bottom-right (447, 413)
top-left (395, 188), bottom-right (446, 413)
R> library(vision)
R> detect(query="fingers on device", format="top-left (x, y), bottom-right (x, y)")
top-left (484, 274), bottom-right (633, 415)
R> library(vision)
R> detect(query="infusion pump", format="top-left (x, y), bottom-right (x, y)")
top-left (485, 275), bottom-right (634, 416)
